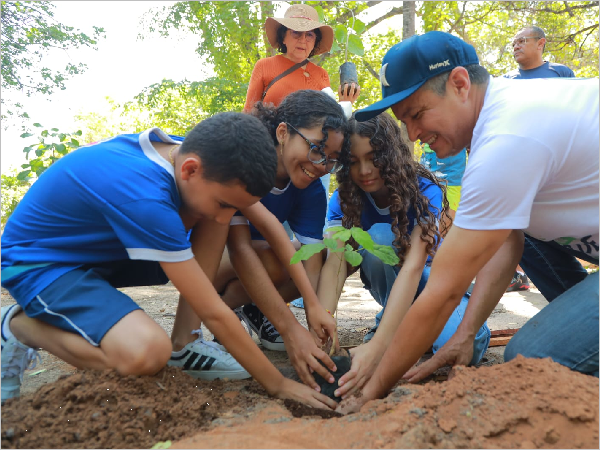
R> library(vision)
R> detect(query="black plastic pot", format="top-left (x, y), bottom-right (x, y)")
top-left (339, 62), bottom-right (358, 95)
top-left (313, 349), bottom-right (352, 402)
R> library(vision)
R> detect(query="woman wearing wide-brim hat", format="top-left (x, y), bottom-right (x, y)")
top-left (243, 3), bottom-right (360, 114)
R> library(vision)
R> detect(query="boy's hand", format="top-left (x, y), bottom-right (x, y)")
top-left (305, 304), bottom-right (337, 347)
top-left (285, 323), bottom-right (337, 389)
top-left (334, 340), bottom-right (385, 399)
top-left (273, 378), bottom-right (338, 410)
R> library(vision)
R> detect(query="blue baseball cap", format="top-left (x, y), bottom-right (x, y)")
top-left (355, 31), bottom-right (479, 122)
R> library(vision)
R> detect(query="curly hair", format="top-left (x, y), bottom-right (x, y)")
top-left (250, 89), bottom-right (350, 156)
top-left (336, 112), bottom-right (450, 266)
top-left (276, 25), bottom-right (323, 58)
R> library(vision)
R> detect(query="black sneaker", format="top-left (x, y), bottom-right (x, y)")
top-left (259, 316), bottom-right (286, 351)
top-left (238, 304), bottom-right (263, 336)
top-left (506, 272), bottom-right (531, 292)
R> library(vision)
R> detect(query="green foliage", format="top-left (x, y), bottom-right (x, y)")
top-left (1, 1), bottom-right (105, 98)
top-left (418, 2), bottom-right (599, 77)
top-left (151, 441), bottom-right (172, 449)
top-left (290, 226), bottom-right (399, 267)
top-left (1, 169), bottom-right (30, 228)
top-left (17, 125), bottom-right (82, 181)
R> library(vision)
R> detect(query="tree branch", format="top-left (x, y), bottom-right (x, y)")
top-left (363, 60), bottom-right (379, 80)
top-left (365, 7), bottom-right (403, 32)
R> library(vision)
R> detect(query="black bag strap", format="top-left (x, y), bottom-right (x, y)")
top-left (261, 59), bottom-right (309, 101)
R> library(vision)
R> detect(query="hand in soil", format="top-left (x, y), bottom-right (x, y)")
top-left (313, 348), bottom-right (352, 402)
top-left (274, 377), bottom-right (338, 410)
top-left (403, 330), bottom-right (474, 383)
top-left (285, 322), bottom-right (337, 389)
top-left (336, 390), bottom-right (368, 415)
top-left (334, 341), bottom-right (385, 399)
top-left (305, 304), bottom-right (337, 347)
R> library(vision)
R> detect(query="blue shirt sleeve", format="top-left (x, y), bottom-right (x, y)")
top-left (326, 189), bottom-right (343, 228)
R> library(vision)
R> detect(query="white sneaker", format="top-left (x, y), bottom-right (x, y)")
top-left (168, 329), bottom-right (251, 380)
top-left (1, 305), bottom-right (41, 404)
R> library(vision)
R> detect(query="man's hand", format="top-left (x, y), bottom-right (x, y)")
top-left (333, 340), bottom-right (385, 399)
top-left (272, 378), bottom-right (338, 410)
top-left (305, 304), bottom-right (337, 347)
top-left (284, 322), bottom-right (337, 390)
top-left (402, 331), bottom-right (475, 383)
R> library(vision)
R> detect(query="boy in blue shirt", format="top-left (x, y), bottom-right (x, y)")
top-left (1, 112), bottom-right (338, 410)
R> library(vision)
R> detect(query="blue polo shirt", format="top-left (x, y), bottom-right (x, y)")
top-left (1, 128), bottom-right (193, 306)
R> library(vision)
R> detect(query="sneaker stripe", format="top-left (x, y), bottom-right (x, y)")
top-left (203, 357), bottom-right (216, 371)
top-left (190, 355), bottom-right (208, 371)
top-left (170, 350), bottom-right (191, 361)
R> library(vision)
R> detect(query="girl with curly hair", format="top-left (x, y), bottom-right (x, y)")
top-left (317, 112), bottom-right (490, 399)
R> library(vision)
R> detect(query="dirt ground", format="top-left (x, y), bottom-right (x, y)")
top-left (1, 273), bottom-right (598, 449)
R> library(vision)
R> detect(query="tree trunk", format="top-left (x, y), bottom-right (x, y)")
top-left (402, 1), bottom-right (416, 157)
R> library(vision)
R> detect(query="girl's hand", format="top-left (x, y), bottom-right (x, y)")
top-left (333, 340), bottom-right (385, 399)
top-left (272, 377), bottom-right (338, 410)
top-left (305, 303), bottom-right (338, 348)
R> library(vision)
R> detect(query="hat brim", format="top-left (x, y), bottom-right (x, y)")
top-left (265, 17), bottom-right (333, 55)
top-left (354, 81), bottom-right (425, 122)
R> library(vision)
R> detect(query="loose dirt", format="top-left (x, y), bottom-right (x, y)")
top-left (1, 274), bottom-right (598, 449)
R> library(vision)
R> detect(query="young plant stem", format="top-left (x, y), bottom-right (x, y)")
top-left (328, 254), bottom-right (344, 357)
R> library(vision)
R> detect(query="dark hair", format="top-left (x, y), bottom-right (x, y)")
top-left (250, 89), bottom-right (350, 157)
top-left (422, 64), bottom-right (490, 97)
top-left (522, 25), bottom-right (546, 52)
top-left (180, 112), bottom-right (277, 197)
top-left (276, 25), bottom-right (323, 58)
top-left (337, 113), bottom-right (450, 266)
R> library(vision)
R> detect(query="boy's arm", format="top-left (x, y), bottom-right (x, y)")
top-left (160, 258), bottom-right (337, 410)
top-left (227, 206), bottom-right (337, 389)
top-left (335, 226), bottom-right (429, 398)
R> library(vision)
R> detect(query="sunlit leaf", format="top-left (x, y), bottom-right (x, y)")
top-left (351, 227), bottom-right (374, 250)
top-left (290, 243), bottom-right (326, 264)
top-left (344, 249), bottom-right (362, 267)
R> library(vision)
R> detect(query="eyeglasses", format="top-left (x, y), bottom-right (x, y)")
top-left (286, 123), bottom-right (343, 174)
top-left (511, 36), bottom-right (541, 47)
top-left (289, 30), bottom-right (317, 43)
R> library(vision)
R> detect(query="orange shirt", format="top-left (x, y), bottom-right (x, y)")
top-left (243, 55), bottom-right (331, 112)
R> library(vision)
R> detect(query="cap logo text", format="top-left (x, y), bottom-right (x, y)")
top-left (379, 63), bottom-right (390, 87)
top-left (429, 60), bottom-right (450, 71)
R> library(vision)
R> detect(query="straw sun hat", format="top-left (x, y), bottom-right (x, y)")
top-left (264, 4), bottom-right (334, 55)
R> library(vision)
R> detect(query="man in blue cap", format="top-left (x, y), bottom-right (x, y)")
top-left (336, 31), bottom-right (598, 413)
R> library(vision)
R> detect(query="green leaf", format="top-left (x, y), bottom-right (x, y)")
top-left (20, 132), bottom-right (33, 138)
top-left (290, 243), bottom-right (326, 264)
top-left (367, 244), bottom-right (400, 266)
top-left (344, 249), bottom-right (363, 267)
top-left (351, 227), bottom-right (374, 250)
top-left (41, 130), bottom-right (49, 137)
top-left (74, 130), bottom-right (83, 136)
top-left (330, 40), bottom-right (341, 53)
top-left (151, 441), bottom-right (172, 449)
top-left (33, 123), bottom-right (43, 127)
top-left (70, 138), bottom-right (79, 147)
top-left (326, 226), bottom-right (346, 234)
top-left (351, 19), bottom-right (366, 35)
top-left (51, 128), bottom-right (59, 132)
top-left (17, 170), bottom-right (31, 181)
top-left (35, 149), bottom-right (44, 157)
top-left (347, 35), bottom-right (364, 57)
top-left (334, 24), bottom-right (347, 44)
top-left (313, 5), bottom-right (325, 23)
top-left (323, 238), bottom-right (338, 250)
top-left (332, 229), bottom-right (351, 243)
top-left (55, 143), bottom-right (67, 154)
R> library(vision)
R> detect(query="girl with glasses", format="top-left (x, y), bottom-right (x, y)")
top-left (210, 90), bottom-right (351, 392)
top-left (317, 113), bottom-right (491, 400)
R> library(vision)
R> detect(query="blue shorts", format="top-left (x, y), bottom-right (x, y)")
top-left (23, 260), bottom-right (169, 346)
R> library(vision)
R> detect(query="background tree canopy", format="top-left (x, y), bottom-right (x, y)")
top-left (120, 0), bottom-right (598, 135)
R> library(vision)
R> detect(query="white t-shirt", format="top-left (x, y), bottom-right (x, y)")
top-left (455, 77), bottom-right (599, 260)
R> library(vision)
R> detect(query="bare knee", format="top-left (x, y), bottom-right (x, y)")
top-left (102, 312), bottom-right (172, 375)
